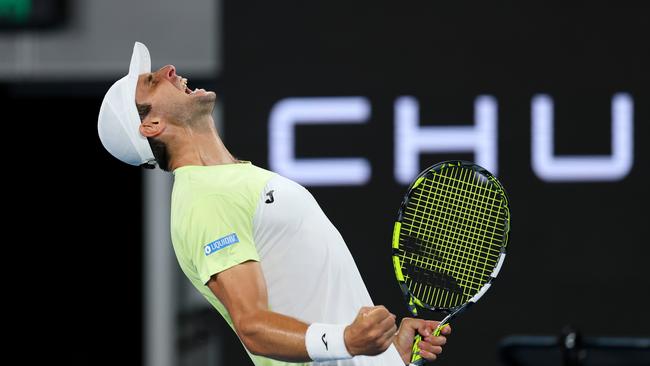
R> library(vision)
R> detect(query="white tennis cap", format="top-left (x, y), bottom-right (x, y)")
top-left (97, 42), bottom-right (155, 166)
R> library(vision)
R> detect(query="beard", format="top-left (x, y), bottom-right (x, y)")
top-left (191, 92), bottom-right (217, 117)
top-left (166, 92), bottom-right (217, 130)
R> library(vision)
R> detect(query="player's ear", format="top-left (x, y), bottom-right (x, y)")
top-left (139, 116), bottom-right (164, 138)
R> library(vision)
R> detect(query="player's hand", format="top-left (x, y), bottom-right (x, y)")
top-left (393, 318), bottom-right (451, 363)
top-left (344, 306), bottom-right (398, 356)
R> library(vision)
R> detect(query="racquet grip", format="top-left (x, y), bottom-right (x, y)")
top-left (409, 323), bottom-right (449, 365)
top-left (409, 334), bottom-right (426, 365)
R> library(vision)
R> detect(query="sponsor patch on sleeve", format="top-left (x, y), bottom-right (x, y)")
top-left (204, 233), bottom-right (239, 256)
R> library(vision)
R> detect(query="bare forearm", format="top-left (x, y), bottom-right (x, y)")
top-left (237, 310), bottom-right (310, 362)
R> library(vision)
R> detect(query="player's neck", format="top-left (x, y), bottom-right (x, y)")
top-left (167, 117), bottom-right (238, 171)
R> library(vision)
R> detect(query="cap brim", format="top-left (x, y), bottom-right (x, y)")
top-left (125, 42), bottom-right (152, 106)
top-left (129, 42), bottom-right (151, 78)
top-left (122, 42), bottom-right (154, 165)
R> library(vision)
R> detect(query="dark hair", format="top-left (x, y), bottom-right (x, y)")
top-left (136, 102), bottom-right (171, 171)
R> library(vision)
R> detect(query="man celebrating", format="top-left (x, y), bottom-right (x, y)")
top-left (98, 42), bottom-right (450, 365)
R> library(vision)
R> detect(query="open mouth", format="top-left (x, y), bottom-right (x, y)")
top-left (180, 77), bottom-right (205, 95)
top-left (180, 77), bottom-right (191, 94)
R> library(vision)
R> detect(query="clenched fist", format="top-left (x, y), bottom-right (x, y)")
top-left (344, 306), bottom-right (398, 356)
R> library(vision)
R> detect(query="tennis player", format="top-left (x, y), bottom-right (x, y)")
top-left (98, 42), bottom-right (451, 365)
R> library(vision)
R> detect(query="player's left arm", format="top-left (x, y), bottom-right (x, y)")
top-left (393, 318), bottom-right (451, 363)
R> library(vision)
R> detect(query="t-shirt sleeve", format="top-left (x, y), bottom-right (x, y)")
top-left (188, 194), bottom-right (260, 285)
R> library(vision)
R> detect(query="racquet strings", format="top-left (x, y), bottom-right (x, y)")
top-left (396, 166), bottom-right (507, 309)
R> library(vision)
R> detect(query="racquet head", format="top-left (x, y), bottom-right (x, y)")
top-left (392, 161), bottom-right (511, 315)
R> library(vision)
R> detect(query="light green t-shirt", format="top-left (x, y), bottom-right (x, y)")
top-left (170, 162), bottom-right (306, 366)
top-left (170, 162), bottom-right (403, 366)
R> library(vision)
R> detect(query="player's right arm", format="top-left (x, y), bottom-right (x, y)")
top-left (207, 260), bottom-right (398, 362)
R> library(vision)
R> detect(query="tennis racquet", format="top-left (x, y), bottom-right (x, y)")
top-left (391, 161), bottom-right (511, 365)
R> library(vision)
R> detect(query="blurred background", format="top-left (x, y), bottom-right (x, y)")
top-left (2, 1), bottom-right (648, 365)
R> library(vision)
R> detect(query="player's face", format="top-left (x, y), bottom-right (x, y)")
top-left (135, 65), bottom-right (215, 124)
